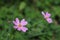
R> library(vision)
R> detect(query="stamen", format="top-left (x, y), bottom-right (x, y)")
top-left (45, 16), bottom-right (48, 19)
top-left (18, 24), bottom-right (22, 27)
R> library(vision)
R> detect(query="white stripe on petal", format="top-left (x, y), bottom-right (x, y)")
top-left (42, 11), bottom-right (45, 16)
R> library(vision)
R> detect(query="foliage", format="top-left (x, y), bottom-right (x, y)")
top-left (0, 0), bottom-right (60, 40)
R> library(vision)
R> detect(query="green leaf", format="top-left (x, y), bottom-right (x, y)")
top-left (19, 2), bottom-right (26, 11)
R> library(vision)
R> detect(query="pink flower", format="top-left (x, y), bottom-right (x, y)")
top-left (42, 11), bottom-right (53, 23)
top-left (13, 18), bottom-right (28, 32)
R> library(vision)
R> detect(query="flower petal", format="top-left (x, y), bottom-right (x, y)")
top-left (17, 27), bottom-right (21, 31)
top-left (16, 18), bottom-right (19, 24)
top-left (13, 21), bottom-right (18, 25)
top-left (42, 11), bottom-right (45, 16)
top-left (21, 27), bottom-right (28, 32)
top-left (46, 12), bottom-right (51, 17)
top-left (46, 18), bottom-right (52, 23)
top-left (13, 26), bottom-right (18, 29)
top-left (21, 19), bottom-right (28, 26)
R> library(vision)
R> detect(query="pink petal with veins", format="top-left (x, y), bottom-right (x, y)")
top-left (17, 27), bottom-right (21, 31)
top-left (46, 18), bottom-right (52, 23)
top-left (13, 21), bottom-right (18, 25)
top-left (15, 18), bottom-right (19, 24)
top-left (21, 19), bottom-right (28, 26)
top-left (46, 12), bottom-right (51, 17)
top-left (21, 27), bottom-right (28, 32)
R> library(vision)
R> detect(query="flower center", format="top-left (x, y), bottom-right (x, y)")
top-left (45, 16), bottom-right (48, 19)
top-left (18, 24), bottom-right (22, 27)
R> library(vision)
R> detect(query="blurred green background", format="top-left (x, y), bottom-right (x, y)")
top-left (0, 0), bottom-right (60, 40)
